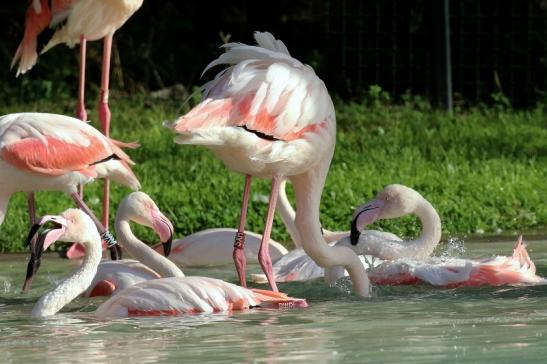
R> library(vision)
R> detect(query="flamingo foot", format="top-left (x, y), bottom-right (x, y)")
top-left (233, 231), bottom-right (247, 287)
top-left (259, 248), bottom-right (278, 292)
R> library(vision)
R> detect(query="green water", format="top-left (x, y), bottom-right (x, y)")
top-left (2, 239), bottom-right (547, 363)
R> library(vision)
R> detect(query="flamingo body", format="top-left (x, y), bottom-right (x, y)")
top-left (151, 228), bottom-right (288, 267)
top-left (42, 0), bottom-right (144, 52)
top-left (84, 260), bottom-right (160, 297)
top-left (0, 113), bottom-right (139, 228)
top-left (94, 276), bottom-right (306, 318)
top-left (253, 237), bottom-right (545, 288)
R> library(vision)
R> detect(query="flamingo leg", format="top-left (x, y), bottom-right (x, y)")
top-left (27, 192), bottom-right (36, 226)
top-left (258, 176), bottom-right (281, 292)
top-left (70, 192), bottom-right (120, 260)
top-left (98, 34), bottom-right (116, 257)
top-left (233, 174), bottom-right (252, 287)
top-left (76, 35), bottom-right (87, 121)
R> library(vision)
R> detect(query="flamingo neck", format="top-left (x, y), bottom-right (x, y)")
top-left (276, 179), bottom-right (302, 248)
top-left (115, 219), bottom-right (184, 278)
top-left (406, 199), bottom-right (442, 259)
top-left (0, 192), bottom-right (10, 226)
top-left (32, 231), bottom-right (102, 317)
top-left (291, 148), bottom-right (370, 297)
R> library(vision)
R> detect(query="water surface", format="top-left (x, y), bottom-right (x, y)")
top-left (1, 239), bottom-right (547, 363)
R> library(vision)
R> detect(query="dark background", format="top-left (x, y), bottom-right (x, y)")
top-left (1, 0), bottom-right (546, 107)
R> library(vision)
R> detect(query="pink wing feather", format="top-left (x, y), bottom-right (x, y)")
top-left (172, 32), bottom-right (331, 142)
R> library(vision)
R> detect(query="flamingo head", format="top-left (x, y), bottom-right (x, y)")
top-left (350, 184), bottom-right (424, 245)
top-left (118, 192), bottom-right (174, 257)
top-left (22, 209), bottom-right (93, 292)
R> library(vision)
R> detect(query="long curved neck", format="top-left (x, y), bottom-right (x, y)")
top-left (406, 199), bottom-right (442, 259)
top-left (276, 179), bottom-right (302, 248)
top-left (0, 192), bottom-right (10, 227)
top-left (115, 219), bottom-right (184, 278)
top-left (32, 231), bottom-right (102, 317)
top-left (290, 146), bottom-right (370, 297)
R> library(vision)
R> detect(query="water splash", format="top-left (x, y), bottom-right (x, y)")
top-left (3, 280), bottom-right (12, 294)
top-left (438, 236), bottom-right (466, 260)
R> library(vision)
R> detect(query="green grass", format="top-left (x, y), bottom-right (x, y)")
top-left (0, 93), bottom-right (545, 252)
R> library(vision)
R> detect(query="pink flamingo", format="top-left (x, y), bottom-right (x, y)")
top-left (251, 185), bottom-right (544, 288)
top-left (166, 32), bottom-right (370, 297)
top-left (0, 112), bottom-right (140, 257)
top-left (23, 209), bottom-right (307, 318)
top-left (83, 191), bottom-right (184, 297)
top-left (12, 0), bottom-right (144, 235)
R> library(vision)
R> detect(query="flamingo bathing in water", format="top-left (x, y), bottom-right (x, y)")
top-left (252, 185), bottom-right (544, 288)
top-left (82, 192), bottom-right (183, 297)
top-left (166, 31), bottom-right (370, 297)
top-left (12, 0), bottom-right (144, 237)
top-left (0, 112), bottom-right (140, 257)
top-left (23, 208), bottom-right (307, 318)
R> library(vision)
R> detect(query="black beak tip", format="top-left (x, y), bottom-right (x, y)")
top-left (162, 237), bottom-right (172, 258)
top-left (350, 218), bottom-right (360, 246)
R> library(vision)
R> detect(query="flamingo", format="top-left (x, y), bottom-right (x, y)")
top-left (260, 236), bottom-right (544, 288)
top-left (23, 209), bottom-right (307, 318)
top-left (12, 0), bottom-right (144, 236)
top-left (251, 185), bottom-right (544, 288)
top-left (251, 184), bottom-right (441, 283)
top-left (82, 191), bottom-right (183, 297)
top-left (166, 31), bottom-right (370, 297)
top-left (0, 112), bottom-right (140, 258)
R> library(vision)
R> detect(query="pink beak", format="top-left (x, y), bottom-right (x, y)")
top-left (350, 199), bottom-right (384, 245)
top-left (151, 208), bottom-right (174, 257)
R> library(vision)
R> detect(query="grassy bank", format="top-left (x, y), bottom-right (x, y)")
top-left (0, 94), bottom-right (545, 252)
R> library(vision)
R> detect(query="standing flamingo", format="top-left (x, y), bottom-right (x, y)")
top-left (23, 209), bottom-right (307, 318)
top-left (166, 32), bottom-right (370, 297)
top-left (12, 0), bottom-right (144, 235)
top-left (0, 112), bottom-right (140, 257)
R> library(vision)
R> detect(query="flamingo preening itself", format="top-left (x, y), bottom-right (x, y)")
top-left (0, 113), bottom-right (140, 258)
top-left (252, 185), bottom-right (544, 288)
top-left (166, 32), bottom-right (370, 297)
top-left (23, 208), bottom-right (307, 318)
top-left (12, 0), bottom-right (144, 238)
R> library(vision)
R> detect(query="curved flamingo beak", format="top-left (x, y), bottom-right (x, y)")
top-left (350, 199), bottom-right (384, 245)
top-left (151, 208), bottom-right (174, 257)
top-left (22, 215), bottom-right (68, 293)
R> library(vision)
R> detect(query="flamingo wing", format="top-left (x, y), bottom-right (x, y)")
top-left (84, 260), bottom-right (161, 297)
top-left (49, 0), bottom-right (76, 28)
top-left (169, 32), bottom-right (333, 143)
top-left (0, 113), bottom-right (137, 179)
top-left (94, 276), bottom-right (260, 317)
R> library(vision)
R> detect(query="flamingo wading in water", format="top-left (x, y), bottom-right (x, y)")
top-left (0, 113), bottom-right (140, 257)
top-left (23, 208), bottom-right (307, 318)
top-left (12, 0), bottom-right (144, 241)
top-left (166, 31), bottom-right (370, 297)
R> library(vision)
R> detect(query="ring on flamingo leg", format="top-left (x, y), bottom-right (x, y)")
top-left (70, 192), bottom-right (120, 259)
top-left (258, 176), bottom-right (281, 292)
top-left (233, 175), bottom-right (252, 287)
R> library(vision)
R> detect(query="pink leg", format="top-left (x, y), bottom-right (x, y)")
top-left (233, 175), bottom-right (252, 287)
top-left (71, 192), bottom-right (119, 260)
top-left (76, 35), bottom-right (87, 121)
top-left (98, 34), bottom-right (113, 240)
top-left (259, 176), bottom-right (281, 292)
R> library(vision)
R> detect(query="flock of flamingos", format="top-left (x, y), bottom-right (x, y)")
top-left (1, 0), bottom-right (544, 319)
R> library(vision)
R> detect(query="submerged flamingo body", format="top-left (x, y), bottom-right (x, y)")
top-left (95, 276), bottom-right (307, 318)
top-left (255, 236), bottom-right (545, 288)
top-left (24, 208), bottom-right (308, 318)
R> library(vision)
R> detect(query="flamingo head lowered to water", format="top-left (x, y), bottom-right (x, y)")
top-left (350, 185), bottom-right (429, 245)
top-left (22, 209), bottom-right (93, 292)
top-left (116, 192), bottom-right (175, 257)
